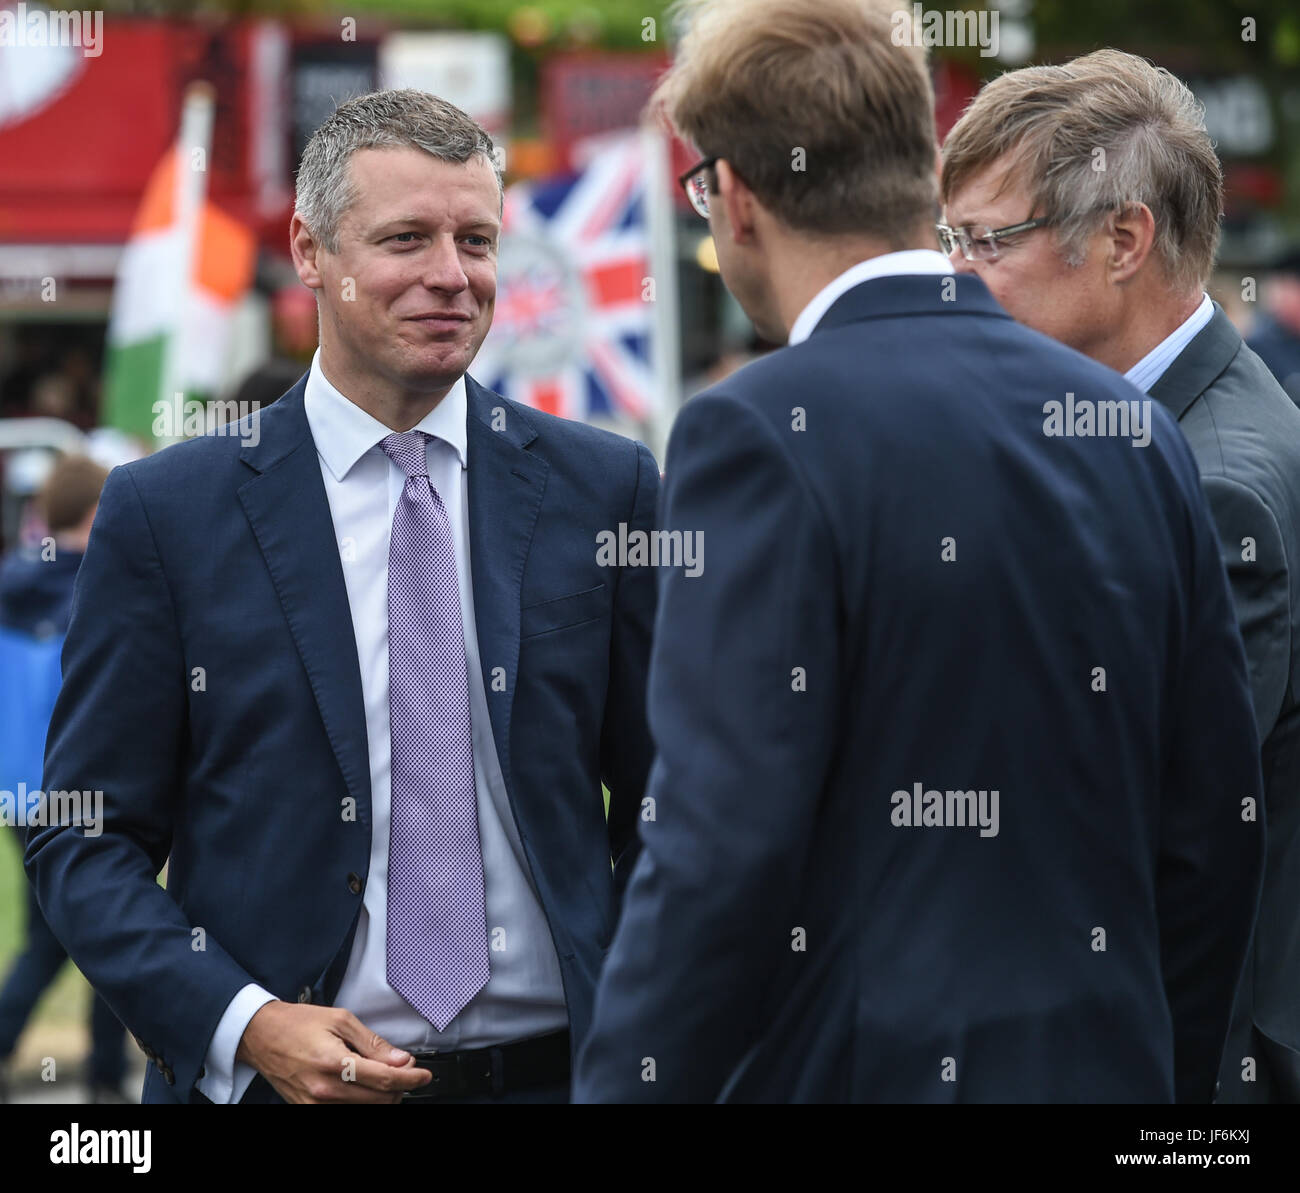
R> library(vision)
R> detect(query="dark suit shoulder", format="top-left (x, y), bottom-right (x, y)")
top-left (111, 422), bottom-right (267, 516)
top-left (1180, 340), bottom-right (1300, 510)
top-left (692, 310), bottom-right (1187, 478)
top-left (493, 388), bottom-right (648, 459)
top-left (468, 382), bottom-right (656, 514)
top-left (701, 306), bottom-right (1141, 416)
top-left (120, 422), bottom-right (247, 478)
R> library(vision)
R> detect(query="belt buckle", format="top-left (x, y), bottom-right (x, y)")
top-left (403, 1043), bottom-right (507, 1100)
top-left (405, 1047), bottom-right (456, 1102)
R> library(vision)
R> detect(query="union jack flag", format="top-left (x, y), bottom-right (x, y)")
top-left (474, 132), bottom-right (659, 426)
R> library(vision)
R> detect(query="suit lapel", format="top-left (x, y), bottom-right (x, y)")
top-left (464, 376), bottom-right (548, 804)
top-left (1147, 305), bottom-right (1242, 421)
top-left (236, 382), bottom-right (372, 820)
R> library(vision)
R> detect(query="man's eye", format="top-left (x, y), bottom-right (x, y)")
top-left (464, 235), bottom-right (493, 249)
top-left (389, 233), bottom-right (419, 244)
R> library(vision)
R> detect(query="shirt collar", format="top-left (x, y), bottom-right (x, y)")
top-left (303, 349), bottom-right (469, 481)
top-left (787, 249), bottom-right (954, 346)
top-left (1123, 293), bottom-right (1214, 393)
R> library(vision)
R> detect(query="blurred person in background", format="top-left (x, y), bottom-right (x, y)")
top-left (942, 48), bottom-right (1300, 1103)
top-left (0, 453), bottom-right (128, 1103)
top-left (1247, 248), bottom-right (1300, 405)
top-left (0, 344), bottom-right (100, 427)
top-left (228, 358), bottom-right (306, 416)
top-left (575, 0), bottom-right (1261, 1103)
top-left (27, 374), bottom-right (78, 423)
top-left (0, 456), bottom-right (106, 636)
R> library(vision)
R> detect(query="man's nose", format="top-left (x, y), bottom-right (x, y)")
top-left (421, 236), bottom-right (469, 293)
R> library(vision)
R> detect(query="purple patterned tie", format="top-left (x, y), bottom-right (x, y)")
top-left (382, 431), bottom-right (490, 1030)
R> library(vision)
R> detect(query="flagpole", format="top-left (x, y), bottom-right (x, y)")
top-left (157, 82), bottom-right (215, 449)
top-left (642, 123), bottom-right (681, 464)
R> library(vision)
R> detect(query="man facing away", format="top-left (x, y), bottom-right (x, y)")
top-left (28, 89), bottom-right (658, 1104)
top-left (942, 48), bottom-right (1300, 1103)
top-left (574, 0), bottom-right (1263, 1103)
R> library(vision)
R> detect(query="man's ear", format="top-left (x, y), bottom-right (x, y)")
top-left (715, 159), bottom-right (759, 246)
top-left (290, 213), bottom-right (325, 290)
top-left (1107, 202), bottom-right (1157, 284)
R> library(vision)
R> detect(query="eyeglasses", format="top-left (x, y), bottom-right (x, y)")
top-left (935, 217), bottom-right (1053, 262)
top-left (678, 156), bottom-right (719, 219)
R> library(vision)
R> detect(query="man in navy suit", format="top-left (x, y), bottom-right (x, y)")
top-left (574, 0), bottom-right (1263, 1103)
top-left (27, 89), bottom-right (658, 1104)
top-left (940, 49), bottom-right (1300, 1104)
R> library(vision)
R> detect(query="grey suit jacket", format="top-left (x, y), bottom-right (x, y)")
top-left (1151, 307), bottom-right (1300, 1103)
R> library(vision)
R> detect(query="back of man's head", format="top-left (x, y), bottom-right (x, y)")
top-left (654, 0), bottom-right (938, 245)
top-left (40, 454), bottom-right (109, 540)
top-left (942, 49), bottom-right (1222, 292)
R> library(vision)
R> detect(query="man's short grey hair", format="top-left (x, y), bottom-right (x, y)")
top-left (295, 88), bottom-right (503, 253)
top-left (942, 49), bottom-right (1222, 291)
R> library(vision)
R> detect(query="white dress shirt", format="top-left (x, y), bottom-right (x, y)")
top-left (787, 249), bottom-right (954, 346)
top-left (198, 353), bottom-right (566, 1103)
top-left (1124, 292), bottom-right (1214, 393)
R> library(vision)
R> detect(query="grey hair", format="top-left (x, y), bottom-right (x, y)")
top-left (942, 49), bottom-right (1222, 291)
top-left (295, 88), bottom-right (503, 253)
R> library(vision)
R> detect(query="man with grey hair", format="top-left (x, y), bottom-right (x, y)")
top-left (943, 49), bottom-right (1300, 1103)
top-left (29, 89), bottom-right (659, 1104)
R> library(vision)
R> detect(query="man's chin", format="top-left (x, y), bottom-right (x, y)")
top-left (391, 346), bottom-right (479, 393)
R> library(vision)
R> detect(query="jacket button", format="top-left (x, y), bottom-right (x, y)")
top-left (297, 986), bottom-right (313, 1003)
top-left (347, 873), bottom-right (363, 895)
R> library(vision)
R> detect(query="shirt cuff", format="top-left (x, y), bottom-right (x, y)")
top-left (196, 984), bottom-right (278, 1104)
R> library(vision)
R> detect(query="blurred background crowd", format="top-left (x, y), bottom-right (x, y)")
top-left (1, 0), bottom-right (1298, 1101)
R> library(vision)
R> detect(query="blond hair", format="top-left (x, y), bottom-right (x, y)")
top-left (941, 49), bottom-right (1222, 289)
top-left (653, 0), bottom-right (938, 243)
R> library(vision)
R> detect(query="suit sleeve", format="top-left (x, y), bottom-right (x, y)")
top-left (1159, 458), bottom-right (1266, 1104)
top-left (24, 466), bottom-right (258, 1096)
top-left (601, 439), bottom-right (660, 898)
top-left (1201, 475), bottom-right (1291, 740)
top-left (576, 393), bottom-right (840, 1102)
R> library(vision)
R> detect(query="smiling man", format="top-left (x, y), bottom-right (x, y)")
top-left (27, 89), bottom-right (659, 1104)
top-left (942, 51), bottom-right (1300, 1102)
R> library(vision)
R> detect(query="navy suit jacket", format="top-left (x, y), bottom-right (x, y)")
top-left (574, 275), bottom-right (1265, 1104)
top-left (26, 374), bottom-right (658, 1103)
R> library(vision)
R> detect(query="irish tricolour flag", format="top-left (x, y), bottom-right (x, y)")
top-left (103, 85), bottom-right (255, 443)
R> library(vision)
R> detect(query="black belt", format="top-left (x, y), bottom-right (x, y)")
top-left (402, 1030), bottom-right (570, 1101)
